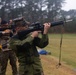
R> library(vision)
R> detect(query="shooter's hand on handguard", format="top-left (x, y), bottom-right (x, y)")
top-left (2, 29), bottom-right (12, 34)
top-left (43, 23), bottom-right (51, 34)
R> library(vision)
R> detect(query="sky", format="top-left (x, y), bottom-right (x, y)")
top-left (62, 0), bottom-right (76, 11)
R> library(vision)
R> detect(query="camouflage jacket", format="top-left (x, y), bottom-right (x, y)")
top-left (0, 35), bottom-right (11, 51)
top-left (10, 33), bottom-right (49, 63)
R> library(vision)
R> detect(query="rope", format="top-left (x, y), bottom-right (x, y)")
top-left (56, 25), bottom-right (64, 68)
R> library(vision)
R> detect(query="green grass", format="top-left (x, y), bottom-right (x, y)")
top-left (44, 33), bottom-right (76, 69)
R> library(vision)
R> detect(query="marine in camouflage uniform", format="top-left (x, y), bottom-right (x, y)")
top-left (0, 20), bottom-right (18, 75)
top-left (10, 19), bottom-right (50, 75)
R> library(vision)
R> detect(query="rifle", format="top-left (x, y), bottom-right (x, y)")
top-left (18, 19), bottom-right (72, 37)
top-left (0, 27), bottom-right (12, 31)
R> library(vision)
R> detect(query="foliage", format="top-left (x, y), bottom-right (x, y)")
top-left (0, 0), bottom-right (76, 32)
top-left (0, 0), bottom-right (65, 21)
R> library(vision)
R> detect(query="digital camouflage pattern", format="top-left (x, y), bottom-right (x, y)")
top-left (0, 35), bottom-right (18, 75)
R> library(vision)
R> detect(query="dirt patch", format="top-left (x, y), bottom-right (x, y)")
top-left (40, 55), bottom-right (76, 75)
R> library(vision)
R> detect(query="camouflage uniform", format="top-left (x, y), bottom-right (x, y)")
top-left (0, 49), bottom-right (2, 74)
top-left (0, 35), bottom-right (18, 75)
top-left (10, 33), bottom-right (49, 75)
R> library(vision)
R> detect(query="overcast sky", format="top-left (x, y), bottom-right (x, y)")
top-left (62, 0), bottom-right (76, 11)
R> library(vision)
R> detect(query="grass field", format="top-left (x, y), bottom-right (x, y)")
top-left (6, 33), bottom-right (76, 75)
top-left (45, 33), bottom-right (76, 69)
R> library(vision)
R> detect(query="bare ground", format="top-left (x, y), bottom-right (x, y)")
top-left (40, 55), bottom-right (76, 75)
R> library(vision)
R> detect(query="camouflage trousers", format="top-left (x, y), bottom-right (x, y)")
top-left (0, 52), bottom-right (2, 74)
top-left (0, 50), bottom-right (18, 75)
top-left (18, 57), bottom-right (44, 75)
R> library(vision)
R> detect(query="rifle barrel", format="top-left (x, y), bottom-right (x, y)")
top-left (51, 21), bottom-right (64, 27)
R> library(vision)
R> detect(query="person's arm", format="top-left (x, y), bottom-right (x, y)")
top-left (9, 34), bottom-right (34, 51)
top-left (10, 34), bottom-right (34, 46)
top-left (33, 34), bottom-right (49, 48)
top-left (32, 23), bottom-right (51, 48)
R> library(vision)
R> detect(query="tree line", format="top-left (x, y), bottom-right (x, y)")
top-left (0, 0), bottom-right (76, 33)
